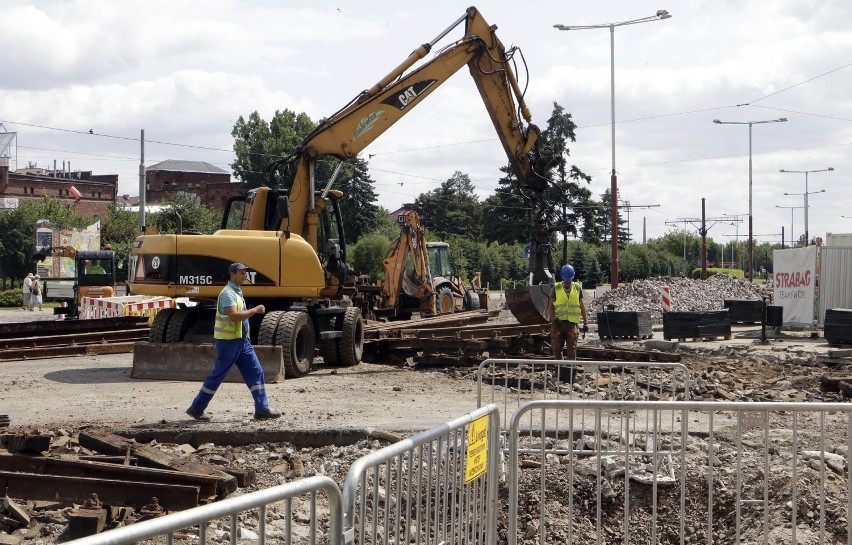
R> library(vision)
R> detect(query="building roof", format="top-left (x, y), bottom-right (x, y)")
top-left (146, 160), bottom-right (228, 174)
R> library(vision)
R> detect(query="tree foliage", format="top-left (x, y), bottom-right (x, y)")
top-left (414, 171), bottom-right (483, 241)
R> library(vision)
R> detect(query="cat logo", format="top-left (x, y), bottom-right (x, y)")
top-left (381, 80), bottom-right (437, 111)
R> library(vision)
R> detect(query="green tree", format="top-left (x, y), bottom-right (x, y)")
top-left (0, 197), bottom-right (89, 281)
top-left (595, 189), bottom-right (630, 245)
top-left (148, 193), bottom-right (221, 235)
top-left (350, 233), bottom-right (392, 279)
top-left (334, 158), bottom-right (382, 244)
top-left (231, 110), bottom-right (315, 190)
top-left (414, 171), bottom-right (483, 241)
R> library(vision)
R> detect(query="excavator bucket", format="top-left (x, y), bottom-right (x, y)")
top-left (505, 284), bottom-right (553, 325)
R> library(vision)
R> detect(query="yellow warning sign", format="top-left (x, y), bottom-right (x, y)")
top-left (464, 415), bottom-right (489, 483)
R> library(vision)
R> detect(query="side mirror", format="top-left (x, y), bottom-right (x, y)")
top-left (277, 196), bottom-right (290, 220)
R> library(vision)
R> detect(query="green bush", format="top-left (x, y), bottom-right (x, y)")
top-left (0, 289), bottom-right (24, 308)
top-left (691, 268), bottom-right (745, 279)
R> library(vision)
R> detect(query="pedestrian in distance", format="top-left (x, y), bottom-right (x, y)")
top-left (22, 273), bottom-right (33, 311)
top-left (32, 275), bottom-right (43, 311)
top-left (549, 264), bottom-right (589, 361)
top-left (186, 262), bottom-right (281, 421)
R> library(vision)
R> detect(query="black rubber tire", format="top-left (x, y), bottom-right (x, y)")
top-left (149, 308), bottom-right (177, 343)
top-left (319, 339), bottom-right (340, 366)
top-left (165, 308), bottom-right (196, 343)
top-left (339, 307), bottom-right (364, 367)
top-left (464, 290), bottom-right (481, 311)
top-left (257, 310), bottom-right (285, 345)
top-left (435, 286), bottom-right (456, 315)
top-left (278, 311), bottom-right (315, 378)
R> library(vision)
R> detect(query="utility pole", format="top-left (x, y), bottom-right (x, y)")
top-left (138, 129), bottom-right (146, 232)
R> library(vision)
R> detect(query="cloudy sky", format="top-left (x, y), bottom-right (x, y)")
top-left (3, 0), bottom-right (851, 245)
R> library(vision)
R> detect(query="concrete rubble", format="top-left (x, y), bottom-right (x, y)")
top-left (589, 274), bottom-right (771, 320)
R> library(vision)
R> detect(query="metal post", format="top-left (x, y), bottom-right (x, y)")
top-left (804, 171), bottom-right (809, 246)
top-left (748, 122), bottom-right (753, 282)
top-left (609, 23), bottom-right (619, 289)
top-left (138, 129), bottom-right (146, 232)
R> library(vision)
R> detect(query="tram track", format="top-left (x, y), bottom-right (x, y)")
top-left (0, 317), bottom-right (150, 361)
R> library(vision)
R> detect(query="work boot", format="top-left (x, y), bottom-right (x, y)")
top-left (254, 409), bottom-right (282, 420)
top-left (186, 407), bottom-right (211, 421)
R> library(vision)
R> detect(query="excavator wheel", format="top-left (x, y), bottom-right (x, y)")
top-left (165, 308), bottom-right (198, 343)
top-left (149, 308), bottom-right (178, 343)
top-left (257, 311), bottom-right (285, 345)
top-left (464, 290), bottom-right (481, 311)
top-left (320, 307), bottom-right (364, 367)
top-left (435, 286), bottom-right (456, 315)
top-left (278, 311), bottom-right (315, 378)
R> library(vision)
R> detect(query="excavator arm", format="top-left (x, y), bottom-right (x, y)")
top-left (382, 211), bottom-right (436, 315)
top-left (275, 7), bottom-right (552, 254)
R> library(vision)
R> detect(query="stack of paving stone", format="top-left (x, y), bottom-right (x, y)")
top-left (663, 310), bottom-right (731, 340)
top-left (596, 310), bottom-right (653, 340)
top-left (824, 308), bottom-right (852, 345)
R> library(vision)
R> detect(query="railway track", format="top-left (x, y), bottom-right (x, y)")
top-left (363, 310), bottom-right (680, 367)
top-left (0, 317), bottom-right (150, 361)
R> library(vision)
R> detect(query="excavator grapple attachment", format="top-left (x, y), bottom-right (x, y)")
top-left (505, 284), bottom-right (553, 325)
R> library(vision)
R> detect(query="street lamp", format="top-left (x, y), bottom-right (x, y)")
top-left (555, 10), bottom-right (672, 288)
top-left (780, 167), bottom-right (833, 246)
top-left (713, 117), bottom-right (788, 281)
top-left (774, 204), bottom-right (803, 247)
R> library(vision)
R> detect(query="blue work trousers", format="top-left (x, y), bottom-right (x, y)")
top-left (190, 337), bottom-right (269, 413)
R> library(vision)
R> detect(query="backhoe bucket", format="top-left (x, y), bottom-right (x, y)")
top-left (505, 284), bottom-right (553, 325)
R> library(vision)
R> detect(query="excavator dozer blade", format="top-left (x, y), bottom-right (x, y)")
top-left (505, 284), bottom-right (553, 325)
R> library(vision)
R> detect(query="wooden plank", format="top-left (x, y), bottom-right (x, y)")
top-left (0, 471), bottom-right (200, 510)
top-left (78, 430), bottom-right (237, 497)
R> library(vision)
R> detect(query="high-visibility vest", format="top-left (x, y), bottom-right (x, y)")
top-left (553, 281), bottom-right (582, 323)
top-left (213, 285), bottom-right (245, 340)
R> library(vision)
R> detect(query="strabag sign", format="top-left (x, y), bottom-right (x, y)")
top-left (772, 245), bottom-right (817, 326)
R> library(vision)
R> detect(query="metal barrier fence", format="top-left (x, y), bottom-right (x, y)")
top-left (478, 358), bottom-right (690, 460)
top-left (342, 404), bottom-right (501, 545)
top-left (508, 400), bottom-right (852, 545)
top-left (64, 475), bottom-right (343, 545)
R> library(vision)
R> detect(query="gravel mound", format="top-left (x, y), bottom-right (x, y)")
top-left (589, 274), bottom-right (772, 320)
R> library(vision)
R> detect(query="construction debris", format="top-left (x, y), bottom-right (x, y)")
top-left (590, 275), bottom-right (769, 320)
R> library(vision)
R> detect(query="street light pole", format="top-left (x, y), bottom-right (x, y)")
top-left (774, 204), bottom-right (803, 247)
top-left (555, 10), bottom-right (671, 289)
top-left (713, 118), bottom-right (787, 281)
top-left (780, 167), bottom-right (833, 246)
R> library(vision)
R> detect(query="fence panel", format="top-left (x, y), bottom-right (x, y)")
top-left (508, 400), bottom-right (852, 545)
top-left (64, 475), bottom-right (343, 545)
top-left (478, 358), bottom-right (690, 459)
top-left (342, 404), bottom-right (500, 545)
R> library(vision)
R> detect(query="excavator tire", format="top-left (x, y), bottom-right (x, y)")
top-left (464, 290), bottom-right (481, 311)
top-left (339, 307), bottom-right (364, 366)
top-left (320, 307), bottom-right (364, 367)
top-left (149, 308), bottom-right (177, 343)
top-left (435, 286), bottom-right (456, 315)
top-left (278, 311), bottom-right (315, 378)
top-left (165, 307), bottom-right (198, 343)
top-left (258, 311), bottom-right (285, 345)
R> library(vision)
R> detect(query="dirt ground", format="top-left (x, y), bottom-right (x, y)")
top-left (1, 307), bottom-right (850, 543)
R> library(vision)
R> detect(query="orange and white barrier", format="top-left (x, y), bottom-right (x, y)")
top-left (81, 295), bottom-right (174, 323)
top-left (661, 286), bottom-right (671, 313)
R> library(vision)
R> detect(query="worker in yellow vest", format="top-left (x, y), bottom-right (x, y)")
top-left (550, 264), bottom-right (588, 360)
top-left (186, 262), bottom-right (281, 421)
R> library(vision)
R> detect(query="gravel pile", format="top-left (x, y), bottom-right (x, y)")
top-left (588, 275), bottom-right (771, 320)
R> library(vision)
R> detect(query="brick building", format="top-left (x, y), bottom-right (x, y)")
top-left (145, 160), bottom-right (240, 210)
top-left (0, 157), bottom-right (117, 216)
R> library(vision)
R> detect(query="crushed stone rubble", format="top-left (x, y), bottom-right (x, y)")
top-left (588, 274), bottom-right (771, 321)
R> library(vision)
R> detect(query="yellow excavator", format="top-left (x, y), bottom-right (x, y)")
top-left (129, 6), bottom-right (557, 377)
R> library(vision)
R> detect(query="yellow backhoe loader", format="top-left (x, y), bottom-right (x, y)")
top-left (379, 211), bottom-right (485, 320)
top-left (129, 6), bottom-right (558, 377)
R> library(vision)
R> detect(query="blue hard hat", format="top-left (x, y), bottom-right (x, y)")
top-left (560, 264), bottom-right (575, 280)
